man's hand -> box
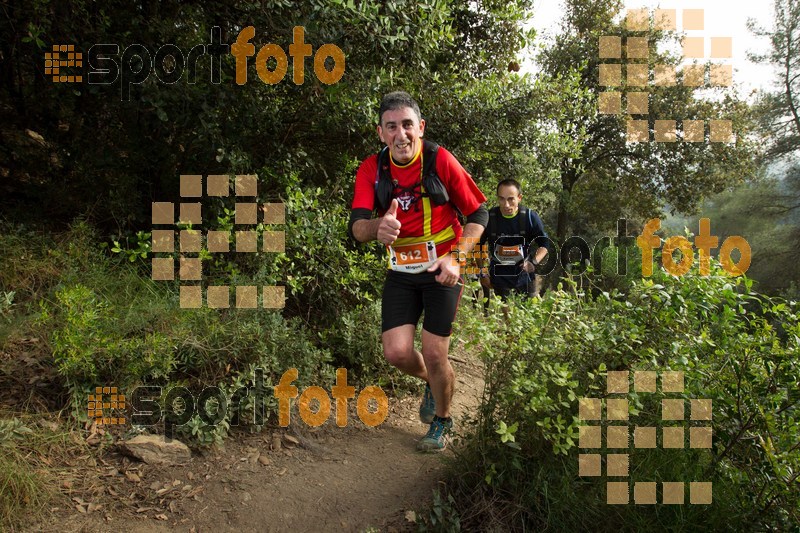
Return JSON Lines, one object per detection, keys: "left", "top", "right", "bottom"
{"left": 428, "top": 255, "right": 461, "bottom": 287}
{"left": 377, "top": 199, "right": 401, "bottom": 245}
{"left": 522, "top": 260, "right": 536, "bottom": 273}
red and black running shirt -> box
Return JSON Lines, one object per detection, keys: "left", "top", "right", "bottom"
{"left": 351, "top": 143, "right": 486, "bottom": 259}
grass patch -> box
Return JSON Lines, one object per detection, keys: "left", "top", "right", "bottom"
{"left": 0, "top": 449, "right": 49, "bottom": 530}
{"left": 0, "top": 418, "right": 54, "bottom": 531}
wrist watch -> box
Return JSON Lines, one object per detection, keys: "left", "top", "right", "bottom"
{"left": 452, "top": 249, "right": 468, "bottom": 264}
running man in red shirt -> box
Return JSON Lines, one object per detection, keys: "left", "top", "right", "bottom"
{"left": 349, "top": 92, "right": 488, "bottom": 451}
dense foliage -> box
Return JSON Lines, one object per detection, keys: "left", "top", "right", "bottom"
{"left": 442, "top": 268, "right": 799, "bottom": 531}
{"left": 0, "top": 0, "right": 537, "bottom": 228}
{"left": 1, "top": 1, "right": 798, "bottom": 531}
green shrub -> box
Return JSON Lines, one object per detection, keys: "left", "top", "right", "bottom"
{"left": 41, "top": 283, "right": 175, "bottom": 390}
{"left": 3, "top": 200, "right": 402, "bottom": 448}
{"left": 448, "top": 263, "right": 799, "bottom": 531}
{"left": 38, "top": 278, "right": 339, "bottom": 444}
{"left": 322, "top": 299, "right": 418, "bottom": 392}
{"left": 279, "top": 180, "right": 385, "bottom": 327}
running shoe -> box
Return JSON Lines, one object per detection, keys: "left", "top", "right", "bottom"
{"left": 417, "top": 415, "right": 453, "bottom": 452}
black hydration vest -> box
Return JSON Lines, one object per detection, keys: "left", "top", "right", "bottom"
{"left": 488, "top": 206, "right": 535, "bottom": 244}
{"left": 373, "top": 140, "right": 450, "bottom": 212}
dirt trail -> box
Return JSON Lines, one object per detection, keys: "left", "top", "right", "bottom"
{"left": 29, "top": 346, "right": 483, "bottom": 533}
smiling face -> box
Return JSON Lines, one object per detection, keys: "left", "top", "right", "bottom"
{"left": 497, "top": 184, "right": 522, "bottom": 217}
{"left": 377, "top": 106, "right": 425, "bottom": 164}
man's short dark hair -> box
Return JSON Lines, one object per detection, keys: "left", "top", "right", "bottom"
{"left": 497, "top": 179, "right": 522, "bottom": 195}
{"left": 379, "top": 91, "right": 422, "bottom": 125}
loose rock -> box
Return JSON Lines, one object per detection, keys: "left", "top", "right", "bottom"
{"left": 120, "top": 435, "right": 191, "bottom": 465}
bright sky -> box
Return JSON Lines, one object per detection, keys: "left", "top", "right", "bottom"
{"left": 526, "top": 0, "right": 776, "bottom": 98}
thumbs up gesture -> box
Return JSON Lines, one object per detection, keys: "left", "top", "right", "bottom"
{"left": 377, "top": 199, "right": 401, "bottom": 245}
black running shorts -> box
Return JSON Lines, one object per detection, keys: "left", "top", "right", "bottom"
{"left": 381, "top": 270, "right": 464, "bottom": 337}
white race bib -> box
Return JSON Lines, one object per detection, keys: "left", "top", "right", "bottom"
{"left": 389, "top": 241, "right": 438, "bottom": 273}
{"left": 494, "top": 243, "right": 524, "bottom": 265}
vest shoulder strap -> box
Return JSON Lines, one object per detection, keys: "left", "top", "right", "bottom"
{"left": 421, "top": 140, "right": 439, "bottom": 182}
{"left": 488, "top": 206, "right": 533, "bottom": 245}
{"left": 518, "top": 206, "right": 533, "bottom": 243}
{"left": 488, "top": 206, "right": 499, "bottom": 243}
{"left": 374, "top": 147, "right": 392, "bottom": 212}
{"left": 374, "top": 140, "right": 447, "bottom": 211}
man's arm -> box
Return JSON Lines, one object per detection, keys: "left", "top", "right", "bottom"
{"left": 522, "top": 210, "right": 550, "bottom": 273}
{"left": 351, "top": 218, "right": 381, "bottom": 243}
{"left": 531, "top": 246, "right": 548, "bottom": 264}
{"left": 351, "top": 199, "right": 401, "bottom": 245}
{"left": 451, "top": 205, "right": 488, "bottom": 261}
{"left": 426, "top": 202, "right": 488, "bottom": 286}
{"left": 426, "top": 222, "right": 485, "bottom": 286}
{"left": 454, "top": 222, "right": 485, "bottom": 257}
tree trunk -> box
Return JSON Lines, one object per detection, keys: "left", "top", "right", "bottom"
{"left": 553, "top": 170, "right": 578, "bottom": 285}
{"left": 784, "top": 19, "right": 800, "bottom": 138}
{"left": 556, "top": 170, "right": 578, "bottom": 243}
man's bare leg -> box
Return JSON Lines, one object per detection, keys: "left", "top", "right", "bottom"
{"left": 420, "top": 328, "right": 454, "bottom": 418}
{"left": 382, "top": 325, "right": 428, "bottom": 381}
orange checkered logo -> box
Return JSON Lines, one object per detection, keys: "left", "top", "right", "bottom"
{"left": 449, "top": 239, "right": 489, "bottom": 276}
{"left": 45, "top": 44, "right": 83, "bottom": 83}
{"left": 87, "top": 386, "right": 126, "bottom": 426}
{"left": 598, "top": 7, "right": 733, "bottom": 143}
{"left": 151, "top": 174, "right": 285, "bottom": 309}
{"left": 578, "top": 370, "right": 713, "bottom": 505}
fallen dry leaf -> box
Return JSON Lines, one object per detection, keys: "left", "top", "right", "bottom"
{"left": 25, "top": 129, "right": 45, "bottom": 144}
